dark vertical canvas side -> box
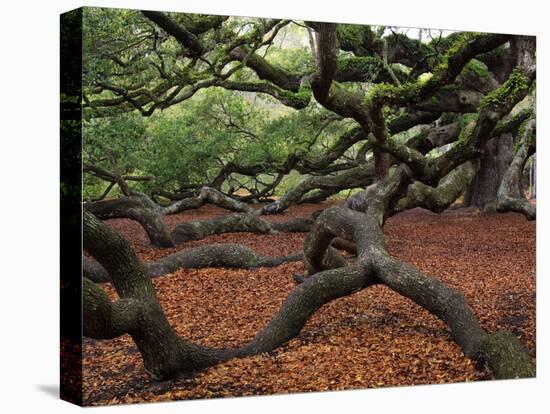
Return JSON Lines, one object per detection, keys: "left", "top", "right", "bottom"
{"left": 60, "top": 7, "right": 83, "bottom": 406}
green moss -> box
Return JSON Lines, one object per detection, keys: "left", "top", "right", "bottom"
{"left": 438, "top": 112, "right": 458, "bottom": 126}
{"left": 336, "top": 24, "right": 367, "bottom": 49}
{"left": 479, "top": 69, "right": 529, "bottom": 111}
{"left": 514, "top": 116, "right": 535, "bottom": 152}
{"left": 297, "top": 85, "right": 312, "bottom": 97}
{"left": 456, "top": 113, "right": 479, "bottom": 144}
{"left": 362, "top": 33, "right": 490, "bottom": 108}
{"left": 459, "top": 113, "right": 479, "bottom": 127}
{"left": 481, "top": 45, "right": 506, "bottom": 64}
{"left": 365, "top": 78, "right": 428, "bottom": 108}
{"left": 432, "top": 32, "right": 478, "bottom": 74}
{"left": 281, "top": 86, "right": 311, "bottom": 109}
{"left": 381, "top": 106, "right": 393, "bottom": 118}
{"left": 445, "top": 32, "right": 477, "bottom": 56}
{"left": 337, "top": 56, "right": 383, "bottom": 75}
{"left": 463, "top": 59, "right": 490, "bottom": 80}
{"left": 336, "top": 24, "right": 382, "bottom": 53}
{"left": 481, "top": 331, "right": 535, "bottom": 379}
{"left": 366, "top": 82, "right": 398, "bottom": 103}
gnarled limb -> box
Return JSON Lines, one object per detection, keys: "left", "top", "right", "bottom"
{"left": 303, "top": 170, "right": 534, "bottom": 379}
{"left": 141, "top": 11, "right": 204, "bottom": 56}
{"left": 83, "top": 255, "right": 111, "bottom": 283}
{"left": 84, "top": 244, "right": 303, "bottom": 283}
{"left": 497, "top": 118, "right": 536, "bottom": 220}
{"left": 162, "top": 186, "right": 255, "bottom": 215}
{"left": 171, "top": 214, "right": 273, "bottom": 244}
{"left": 83, "top": 211, "right": 376, "bottom": 379}
{"left": 237, "top": 265, "right": 375, "bottom": 356}
{"left": 84, "top": 210, "right": 232, "bottom": 377}
{"left": 392, "top": 162, "right": 476, "bottom": 214}
{"left": 83, "top": 277, "right": 142, "bottom": 339}
{"left": 171, "top": 212, "right": 314, "bottom": 244}
{"left": 229, "top": 46, "right": 301, "bottom": 91}
{"left": 262, "top": 164, "right": 376, "bottom": 214}
{"left": 85, "top": 193, "right": 173, "bottom": 247}
{"left": 266, "top": 114, "right": 470, "bottom": 216}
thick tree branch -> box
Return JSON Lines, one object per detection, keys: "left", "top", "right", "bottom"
{"left": 84, "top": 244, "right": 303, "bottom": 283}
{"left": 86, "top": 193, "right": 174, "bottom": 247}
{"left": 142, "top": 10, "right": 204, "bottom": 56}
{"left": 497, "top": 118, "right": 536, "bottom": 219}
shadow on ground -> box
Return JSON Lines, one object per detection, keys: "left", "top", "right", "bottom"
{"left": 36, "top": 384, "right": 59, "bottom": 399}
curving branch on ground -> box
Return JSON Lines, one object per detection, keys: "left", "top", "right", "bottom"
{"left": 84, "top": 169, "right": 534, "bottom": 380}
{"left": 171, "top": 213, "right": 314, "bottom": 244}
{"left": 85, "top": 181, "right": 315, "bottom": 246}
{"left": 301, "top": 170, "right": 534, "bottom": 378}
{"left": 161, "top": 186, "right": 256, "bottom": 215}
{"left": 83, "top": 211, "right": 374, "bottom": 378}
{"left": 84, "top": 243, "right": 303, "bottom": 283}
{"left": 85, "top": 193, "right": 174, "bottom": 248}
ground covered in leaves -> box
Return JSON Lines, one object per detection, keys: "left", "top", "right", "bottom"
{"left": 82, "top": 202, "right": 536, "bottom": 405}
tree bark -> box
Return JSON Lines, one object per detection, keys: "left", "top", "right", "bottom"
{"left": 85, "top": 193, "right": 174, "bottom": 247}
{"left": 171, "top": 213, "right": 314, "bottom": 244}
{"left": 161, "top": 186, "right": 256, "bottom": 215}
{"left": 497, "top": 118, "right": 536, "bottom": 220}
{"left": 262, "top": 164, "right": 376, "bottom": 214}
{"left": 83, "top": 211, "right": 375, "bottom": 379}
{"left": 84, "top": 244, "right": 303, "bottom": 283}
{"left": 463, "top": 133, "right": 514, "bottom": 212}
{"left": 302, "top": 172, "right": 535, "bottom": 379}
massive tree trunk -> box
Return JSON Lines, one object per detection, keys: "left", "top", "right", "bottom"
{"left": 85, "top": 193, "right": 174, "bottom": 247}
{"left": 463, "top": 133, "right": 514, "bottom": 212}
{"left": 462, "top": 37, "right": 535, "bottom": 213}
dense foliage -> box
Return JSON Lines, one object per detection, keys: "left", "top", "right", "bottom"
{"left": 83, "top": 9, "right": 484, "bottom": 204}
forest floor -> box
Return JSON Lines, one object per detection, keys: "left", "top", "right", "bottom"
{"left": 82, "top": 202, "right": 536, "bottom": 405}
